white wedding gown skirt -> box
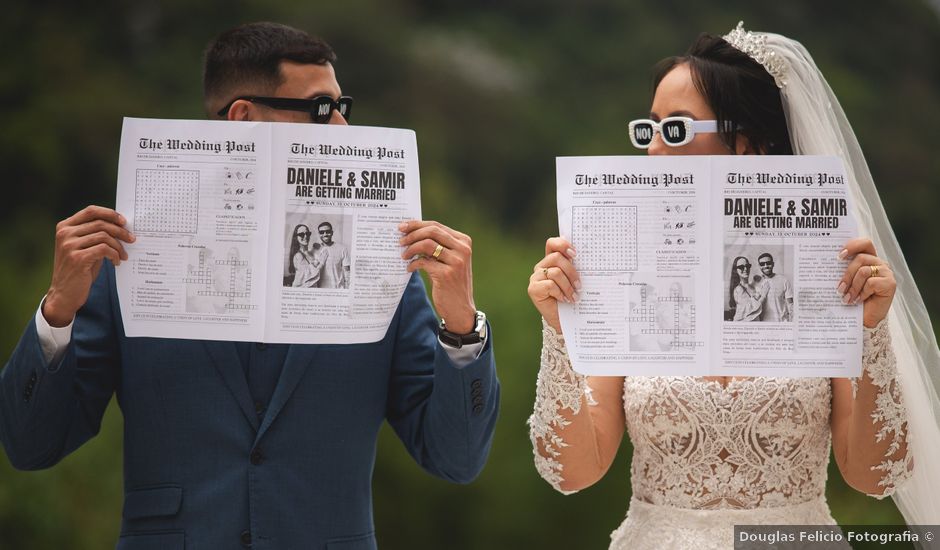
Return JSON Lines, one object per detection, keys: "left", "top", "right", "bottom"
{"left": 609, "top": 496, "right": 840, "bottom": 550}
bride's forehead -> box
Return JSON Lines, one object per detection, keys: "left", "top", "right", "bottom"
{"left": 651, "top": 64, "right": 714, "bottom": 119}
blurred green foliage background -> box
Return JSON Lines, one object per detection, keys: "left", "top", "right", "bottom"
{"left": 2, "top": 0, "right": 939, "bottom": 548}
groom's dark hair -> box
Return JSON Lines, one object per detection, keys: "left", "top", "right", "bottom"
{"left": 203, "top": 22, "right": 337, "bottom": 117}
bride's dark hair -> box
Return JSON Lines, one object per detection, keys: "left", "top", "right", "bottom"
{"left": 728, "top": 256, "right": 749, "bottom": 310}
{"left": 652, "top": 33, "right": 793, "bottom": 155}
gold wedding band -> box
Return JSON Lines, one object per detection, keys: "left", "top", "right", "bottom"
{"left": 542, "top": 267, "right": 549, "bottom": 278}
{"left": 432, "top": 244, "right": 444, "bottom": 259}
{"left": 870, "top": 264, "right": 880, "bottom": 277}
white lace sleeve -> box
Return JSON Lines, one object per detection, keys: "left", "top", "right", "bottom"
{"left": 855, "top": 320, "right": 914, "bottom": 498}
{"left": 527, "top": 320, "right": 596, "bottom": 494}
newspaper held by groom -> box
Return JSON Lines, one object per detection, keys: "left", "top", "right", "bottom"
{"left": 115, "top": 117, "right": 421, "bottom": 344}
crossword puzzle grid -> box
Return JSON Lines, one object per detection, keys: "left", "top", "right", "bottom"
{"left": 183, "top": 251, "right": 257, "bottom": 312}
{"left": 135, "top": 169, "right": 200, "bottom": 233}
{"left": 628, "top": 285, "right": 703, "bottom": 350}
{"left": 572, "top": 206, "right": 638, "bottom": 272}
{"left": 202, "top": 256, "right": 256, "bottom": 311}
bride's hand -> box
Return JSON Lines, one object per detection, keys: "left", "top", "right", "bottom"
{"left": 837, "top": 238, "right": 896, "bottom": 328}
{"left": 528, "top": 237, "right": 581, "bottom": 331}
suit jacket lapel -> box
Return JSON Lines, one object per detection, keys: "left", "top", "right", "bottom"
{"left": 203, "top": 341, "right": 260, "bottom": 431}
{"left": 256, "top": 344, "right": 319, "bottom": 441}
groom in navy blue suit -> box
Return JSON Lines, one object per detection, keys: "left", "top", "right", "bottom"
{"left": 0, "top": 22, "right": 498, "bottom": 550}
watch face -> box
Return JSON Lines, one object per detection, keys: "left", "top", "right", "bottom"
{"left": 474, "top": 311, "right": 487, "bottom": 339}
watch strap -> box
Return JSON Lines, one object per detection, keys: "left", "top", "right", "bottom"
{"left": 438, "top": 311, "right": 486, "bottom": 349}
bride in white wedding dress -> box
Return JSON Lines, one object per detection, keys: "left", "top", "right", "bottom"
{"left": 528, "top": 23, "right": 940, "bottom": 549}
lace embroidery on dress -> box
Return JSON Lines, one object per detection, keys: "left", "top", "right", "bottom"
{"left": 623, "top": 376, "right": 832, "bottom": 510}
{"left": 527, "top": 318, "right": 911, "bottom": 513}
{"left": 528, "top": 320, "right": 595, "bottom": 494}
{"left": 856, "top": 321, "right": 913, "bottom": 497}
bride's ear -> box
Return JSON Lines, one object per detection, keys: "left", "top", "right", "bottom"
{"left": 734, "top": 134, "right": 762, "bottom": 155}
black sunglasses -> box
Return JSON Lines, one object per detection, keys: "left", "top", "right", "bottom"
{"left": 735, "top": 263, "right": 752, "bottom": 270}
{"left": 218, "top": 95, "right": 353, "bottom": 124}
{"left": 296, "top": 230, "right": 311, "bottom": 238}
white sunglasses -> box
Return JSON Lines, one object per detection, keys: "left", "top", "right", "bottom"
{"left": 628, "top": 116, "right": 720, "bottom": 148}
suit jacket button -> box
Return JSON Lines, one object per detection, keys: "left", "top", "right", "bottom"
{"left": 472, "top": 403, "right": 483, "bottom": 415}
{"left": 240, "top": 530, "right": 252, "bottom": 546}
{"left": 471, "top": 378, "right": 482, "bottom": 389}
{"left": 250, "top": 447, "right": 264, "bottom": 465}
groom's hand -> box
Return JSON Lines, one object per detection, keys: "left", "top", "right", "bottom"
{"left": 44, "top": 205, "right": 136, "bottom": 327}
{"left": 399, "top": 220, "right": 476, "bottom": 334}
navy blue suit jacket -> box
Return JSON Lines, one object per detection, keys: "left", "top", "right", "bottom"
{"left": 0, "top": 263, "right": 498, "bottom": 549}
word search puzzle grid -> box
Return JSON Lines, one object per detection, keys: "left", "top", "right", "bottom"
{"left": 572, "top": 206, "right": 638, "bottom": 272}
{"left": 135, "top": 169, "right": 200, "bottom": 234}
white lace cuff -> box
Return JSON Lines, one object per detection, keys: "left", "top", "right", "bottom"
{"left": 527, "top": 320, "right": 594, "bottom": 494}
{"left": 858, "top": 319, "right": 913, "bottom": 498}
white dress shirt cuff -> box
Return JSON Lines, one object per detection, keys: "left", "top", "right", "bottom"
{"left": 438, "top": 337, "right": 485, "bottom": 368}
{"left": 35, "top": 297, "right": 74, "bottom": 366}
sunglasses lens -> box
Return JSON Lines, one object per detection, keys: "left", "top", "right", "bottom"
{"left": 338, "top": 97, "right": 352, "bottom": 121}
{"left": 309, "top": 97, "right": 353, "bottom": 123}
{"left": 661, "top": 120, "right": 688, "bottom": 145}
{"left": 310, "top": 97, "right": 334, "bottom": 123}
{"left": 631, "top": 123, "right": 654, "bottom": 147}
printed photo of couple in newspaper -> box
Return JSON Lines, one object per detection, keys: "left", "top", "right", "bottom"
{"left": 284, "top": 212, "right": 353, "bottom": 290}
{"left": 724, "top": 244, "right": 793, "bottom": 323}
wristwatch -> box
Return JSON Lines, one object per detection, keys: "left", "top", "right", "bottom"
{"left": 438, "top": 310, "right": 487, "bottom": 349}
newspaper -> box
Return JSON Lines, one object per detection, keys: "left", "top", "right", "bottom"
{"left": 114, "top": 117, "right": 420, "bottom": 344}
{"left": 556, "top": 155, "right": 862, "bottom": 377}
